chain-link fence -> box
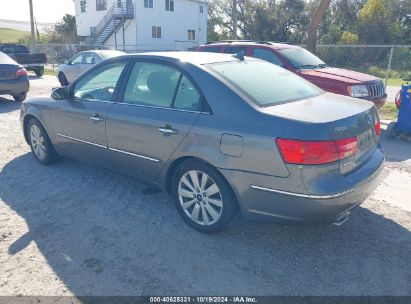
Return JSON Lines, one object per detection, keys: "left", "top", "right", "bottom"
{"left": 33, "top": 43, "right": 410, "bottom": 101}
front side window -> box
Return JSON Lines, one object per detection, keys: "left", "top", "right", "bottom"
{"left": 165, "top": 0, "right": 174, "bottom": 11}
{"left": 80, "top": 0, "right": 87, "bottom": 12}
{"left": 144, "top": 0, "right": 153, "bottom": 8}
{"left": 198, "top": 46, "right": 221, "bottom": 53}
{"left": 252, "top": 48, "right": 283, "bottom": 66}
{"left": 96, "top": 0, "right": 107, "bottom": 10}
{"left": 123, "top": 62, "right": 201, "bottom": 111}
{"left": 152, "top": 26, "right": 161, "bottom": 38}
{"left": 224, "top": 46, "right": 247, "bottom": 54}
{"left": 73, "top": 62, "right": 126, "bottom": 101}
{"left": 207, "top": 60, "right": 323, "bottom": 107}
{"left": 188, "top": 29, "right": 195, "bottom": 41}
{"left": 278, "top": 47, "right": 326, "bottom": 69}
{"left": 71, "top": 53, "right": 84, "bottom": 64}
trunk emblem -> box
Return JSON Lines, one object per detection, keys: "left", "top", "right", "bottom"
{"left": 367, "top": 114, "right": 373, "bottom": 125}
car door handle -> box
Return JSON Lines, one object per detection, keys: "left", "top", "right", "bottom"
{"left": 158, "top": 127, "right": 178, "bottom": 135}
{"left": 89, "top": 114, "right": 103, "bottom": 122}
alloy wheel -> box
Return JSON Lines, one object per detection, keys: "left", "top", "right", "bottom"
{"left": 178, "top": 170, "right": 223, "bottom": 226}
{"left": 30, "top": 124, "right": 46, "bottom": 160}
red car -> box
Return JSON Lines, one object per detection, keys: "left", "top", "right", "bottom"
{"left": 197, "top": 41, "right": 386, "bottom": 108}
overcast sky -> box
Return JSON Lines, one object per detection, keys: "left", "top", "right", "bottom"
{"left": 0, "top": 0, "right": 75, "bottom": 23}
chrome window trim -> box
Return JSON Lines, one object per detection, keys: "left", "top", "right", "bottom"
{"left": 57, "top": 133, "right": 106, "bottom": 149}
{"left": 249, "top": 185, "right": 353, "bottom": 199}
{"left": 108, "top": 147, "right": 160, "bottom": 163}
{"left": 114, "top": 102, "right": 211, "bottom": 115}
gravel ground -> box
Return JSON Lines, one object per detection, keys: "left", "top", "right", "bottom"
{"left": 0, "top": 76, "right": 411, "bottom": 296}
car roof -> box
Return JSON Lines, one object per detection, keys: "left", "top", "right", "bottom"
{"left": 116, "top": 51, "right": 250, "bottom": 65}
{"left": 201, "top": 41, "right": 301, "bottom": 50}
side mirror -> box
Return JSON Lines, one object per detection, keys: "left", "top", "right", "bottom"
{"left": 51, "top": 87, "right": 69, "bottom": 100}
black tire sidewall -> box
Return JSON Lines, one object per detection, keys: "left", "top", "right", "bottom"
{"left": 13, "top": 93, "right": 27, "bottom": 102}
{"left": 27, "top": 118, "right": 57, "bottom": 165}
{"left": 171, "top": 160, "right": 236, "bottom": 233}
{"left": 35, "top": 67, "right": 44, "bottom": 77}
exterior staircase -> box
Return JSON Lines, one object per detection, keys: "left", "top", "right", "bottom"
{"left": 91, "top": 0, "right": 134, "bottom": 45}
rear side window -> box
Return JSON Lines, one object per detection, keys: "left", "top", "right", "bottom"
{"left": 198, "top": 46, "right": 221, "bottom": 53}
{"left": 123, "top": 62, "right": 201, "bottom": 111}
{"left": 252, "top": 48, "right": 283, "bottom": 66}
{"left": 224, "top": 47, "right": 247, "bottom": 54}
{"left": 207, "top": 60, "right": 323, "bottom": 107}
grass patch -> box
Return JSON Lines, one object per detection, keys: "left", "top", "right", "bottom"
{"left": 0, "top": 28, "right": 30, "bottom": 43}
{"left": 386, "top": 78, "right": 407, "bottom": 86}
{"left": 379, "top": 102, "right": 398, "bottom": 121}
{"left": 44, "top": 69, "right": 56, "bottom": 76}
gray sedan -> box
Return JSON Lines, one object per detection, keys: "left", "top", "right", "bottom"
{"left": 57, "top": 50, "right": 125, "bottom": 86}
{"left": 20, "top": 52, "right": 384, "bottom": 233}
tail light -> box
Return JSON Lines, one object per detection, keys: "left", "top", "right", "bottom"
{"left": 15, "top": 68, "right": 28, "bottom": 77}
{"left": 375, "top": 121, "right": 381, "bottom": 136}
{"left": 276, "top": 137, "right": 358, "bottom": 165}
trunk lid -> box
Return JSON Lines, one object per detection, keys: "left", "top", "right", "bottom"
{"left": 0, "top": 64, "right": 18, "bottom": 80}
{"left": 261, "top": 92, "right": 379, "bottom": 173}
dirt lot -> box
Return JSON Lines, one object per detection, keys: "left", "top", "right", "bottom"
{"left": 0, "top": 76, "right": 411, "bottom": 296}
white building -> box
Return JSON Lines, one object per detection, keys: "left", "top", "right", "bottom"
{"left": 74, "top": 0, "right": 208, "bottom": 51}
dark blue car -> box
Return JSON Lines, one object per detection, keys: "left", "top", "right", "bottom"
{"left": 0, "top": 51, "right": 29, "bottom": 102}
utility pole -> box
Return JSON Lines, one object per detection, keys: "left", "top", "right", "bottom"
{"left": 232, "top": 0, "right": 237, "bottom": 40}
{"left": 29, "top": 0, "right": 36, "bottom": 49}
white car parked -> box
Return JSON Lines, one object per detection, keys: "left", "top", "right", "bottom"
{"left": 57, "top": 50, "right": 125, "bottom": 86}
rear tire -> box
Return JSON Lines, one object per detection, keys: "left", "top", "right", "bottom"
{"left": 58, "top": 72, "right": 69, "bottom": 86}
{"left": 171, "top": 160, "right": 236, "bottom": 233}
{"left": 13, "top": 93, "right": 27, "bottom": 102}
{"left": 27, "top": 118, "right": 58, "bottom": 165}
{"left": 35, "top": 67, "right": 44, "bottom": 77}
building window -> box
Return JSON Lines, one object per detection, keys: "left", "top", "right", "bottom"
{"left": 200, "top": 5, "right": 203, "bottom": 13}
{"left": 152, "top": 26, "right": 161, "bottom": 38}
{"left": 80, "top": 0, "right": 87, "bottom": 13}
{"left": 144, "top": 0, "right": 153, "bottom": 8}
{"left": 188, "top": 29, "right": 195, "bottom": 41}
{"left": 165, "top": 0, "right": 174, "bottom": 11}
{"left": 96, "top": 0, "right": 107, "bottom": 10}
{"left": 117, "top": 0, "right": 122, "bottom": 7}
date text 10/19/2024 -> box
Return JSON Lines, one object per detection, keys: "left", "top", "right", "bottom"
{"left": 149, "top": 297, "right": 258, "bottom": 303}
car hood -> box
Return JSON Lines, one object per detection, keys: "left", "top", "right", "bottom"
{"left": 259, "top": 92, "right": 374, "bottom": 123}
{"left": 300, "top": 67, "right": 380, "bottom": 84}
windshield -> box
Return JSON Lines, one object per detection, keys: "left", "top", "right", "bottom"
{"left": 278, "top": 48, "right": 326, "bottom": 69}
{"left": 207, "top": 60, "right": 323, "bottom": 107}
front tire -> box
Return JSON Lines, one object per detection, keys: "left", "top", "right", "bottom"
{"left": 386, "top": 122, "right": 397, "bottom": 139}
{"left": 27, "top": 118, "right": 58, "bottom": 165}
{"left": 13, "top": 93, "right": 27, "bottom": 102}
{"left": 171, "top": 160, "right": 236, "bottom": 233}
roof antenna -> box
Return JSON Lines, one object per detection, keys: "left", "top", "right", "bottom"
{"left": 233, "top": 50, "right": 245, "bottom": 61}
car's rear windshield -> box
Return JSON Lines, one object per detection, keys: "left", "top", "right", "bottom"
{"left": 0, "top": 45, "right": 29, "bottom": 54}
{"left": 206, "top": 59, "right": 323, "bottom": 107}
{"left": 278, "top": 48, "right": 326, "bottom": 69}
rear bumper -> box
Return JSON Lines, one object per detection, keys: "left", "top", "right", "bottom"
{"left": 0, "top": 77, "right": 29, "bottom": 95}
{"left": 220, "top": 145, "right": 384, "bottom": 224}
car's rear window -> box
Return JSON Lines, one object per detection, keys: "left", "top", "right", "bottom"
{"left": 206, "top": 60, "right": 323, "bottom": 107}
